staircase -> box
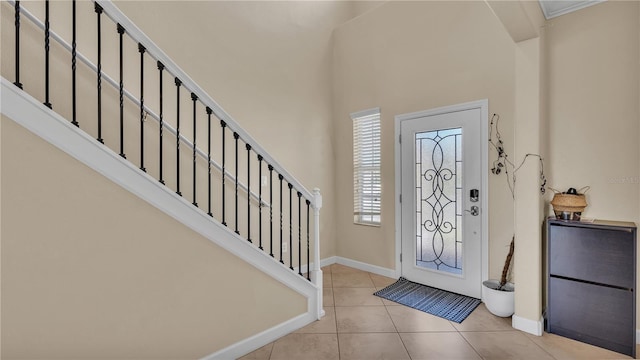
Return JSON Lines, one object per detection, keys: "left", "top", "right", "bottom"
{"left": 1, "top": 0, "right": 323, "bottom": 358}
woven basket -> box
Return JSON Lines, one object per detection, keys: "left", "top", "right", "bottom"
{"left": 550, "top": 186, "right": 589, "bottom": 219}
{"left": 550, "top": 194, "right": 587, "bottom": 212}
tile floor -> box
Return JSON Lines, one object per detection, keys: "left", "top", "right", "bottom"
{"left": 239, "top": 264, "right": 638, "bottom": 360}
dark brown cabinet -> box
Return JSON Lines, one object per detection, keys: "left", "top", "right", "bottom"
{"left": 546, "top": 218, "right": 636, "bottom": 358}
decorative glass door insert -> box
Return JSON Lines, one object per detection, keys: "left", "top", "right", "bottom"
{"left": 415, "top": 128, "right": 463, "bottom": 275}
{"left": 399, "top": 102, "right": 485, "bottom": 299}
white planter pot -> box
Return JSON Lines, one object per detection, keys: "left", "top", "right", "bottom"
{"left": 482, "top": 280, "right": 514, "bottom": 317}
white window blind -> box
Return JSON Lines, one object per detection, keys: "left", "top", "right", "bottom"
{"left": 352, "top": 108, "right": 381, "bottom": 225}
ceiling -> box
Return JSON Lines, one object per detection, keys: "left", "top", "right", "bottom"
{"left": 538, "top": 0, "right": 606, "bottom": 19}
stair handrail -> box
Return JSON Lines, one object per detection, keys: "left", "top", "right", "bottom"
{"left": 97, "top": 1, "right": 324, "bottom": 297}
{"left": 96, "top": 0, "right": 317, "bottom": 207}
{"left": 4, "top": 0, "right": 269, "bottom": 208}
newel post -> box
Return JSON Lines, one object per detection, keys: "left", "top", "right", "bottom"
{"left": 312, "top": 188, "right": 324, "bottom": 319}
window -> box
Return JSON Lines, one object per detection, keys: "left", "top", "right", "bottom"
{"left": 352, "top": 108, "right": 381, "bottom": 225}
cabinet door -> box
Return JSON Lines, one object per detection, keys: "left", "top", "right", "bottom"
{"left": 549, "top": 225, "right": 634, "bottom": 288}
{"left": 548, "top": 277, "right": 634, "bottom": 356}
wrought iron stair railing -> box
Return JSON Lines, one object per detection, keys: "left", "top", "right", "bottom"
{"left": 3, "top": 0, "right": 323, "bottom": 315}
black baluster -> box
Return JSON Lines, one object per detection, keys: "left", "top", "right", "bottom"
{"left": 221, "top": 120, "right": 227, "bottom": 226}
{"left": 234, "top": 132, "right": 240, "bottom": 235}
{"left": 43, "top": 0, "right": 51, "bottom": 109}
{"left": 139, "top": 44, "right": 146, "bottom": 172}
{"left": 279, "top": 174, "right": 284, "bottom": 264}
{"left": 268, "top": 165, "right": 274, "bottom": 257}
{"left": 117, "top": 24, "right": 125, "bottom": 158}
{"left": 298, "top": 191, "right": 302, "bottom": 276}
{"left": 258, "top": 155, "right": 263, "bottom": 250}
{"left": 191, "top": 93, "right": 198, "bottom": 207}
{"left": 306, "top": 199, "right": 311, "bottom": 281}
{"left": 71, "top": 0, "right": 77, "bottom": 126}
{"left": 175, "top": 78, "right": 182, "bottom": 196}
{"left": 206, "top": 107, "right": 213, "bottom": 217}
{"left": 95, "top": 3, "right": 103, "bottom": 143}
{"left": 246, "top": 143, "right": 252, "bottom": 243}
{"left": 13, "top": 1, "right": 22, "bottom": 89}
{"left": 157, "top": 61, "right": 165, "bottom": 184}
{"left": 289, "top": 183, "right": 293, "bottom": 271}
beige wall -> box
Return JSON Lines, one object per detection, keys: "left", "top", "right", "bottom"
{"left": 546, "top": 1, "right": 639, "bottom": 222}
{"left": 514, "top": 37, "right": 544, "bottom": 324}
{"left": 332, "top": 1, "right": 517, "bottom": 278}
{"left": 333, "top": 0, "right": 640, "bottom": 331}
{"left": 544, "top": 0, "right": 640, "bottom": 329}
{"left": 1, "top": 116, "right": 306, "bottom": 359}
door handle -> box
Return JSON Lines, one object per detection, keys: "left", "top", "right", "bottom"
{"left": 465, "top": 206, "right": 479, "bottom": 216}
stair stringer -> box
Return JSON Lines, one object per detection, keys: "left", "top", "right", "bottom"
{"left": 1, "top": 76, "right": 321, "bottom": 359}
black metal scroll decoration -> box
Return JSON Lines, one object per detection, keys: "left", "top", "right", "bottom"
{"left": 418, "top": 130, "right": 461, "bottom": 272}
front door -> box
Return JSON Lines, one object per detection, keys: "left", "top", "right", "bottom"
{"left": 397, "top": 101, "right": 486, "bottom": 299}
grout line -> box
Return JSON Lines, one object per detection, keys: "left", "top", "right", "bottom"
{"left": 266, "top": 342, "right": 274, "bottom": 360}
{"left": 525, "top": 333, "right": 559, "bottom": 360}
{"left": 333, "top": 268, "right": 342, "bottom": 359}
{"left": 372, "top": 271, "right": 415, "bottom": 359}
{"left": 457, "top": 329, "right": 520, "bottom": 334}
{"left": 457, "top": 328, "right": 485, "bottom": 360}
{"left": 395, "top": 331, "right": 414, "bottom": 359}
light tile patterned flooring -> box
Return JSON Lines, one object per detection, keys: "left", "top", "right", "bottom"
{"left": 240, "top": 264, "right": 638, "bottom": 360}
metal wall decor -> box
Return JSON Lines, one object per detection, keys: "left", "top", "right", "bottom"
{"left": 415, "top": 128, "right": 463, "bottom": 275}
{"left": 489, "top": 113, "right": 547, "bottom": 197}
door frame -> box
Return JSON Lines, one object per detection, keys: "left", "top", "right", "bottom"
{"left": 394, "top": 99, "right": 489, "bottom": 293}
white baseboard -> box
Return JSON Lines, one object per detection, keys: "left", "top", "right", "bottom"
{"left": 302, "top": 256, "right": 396, "bottom": 279}
{"left": 293, "top": 256, "right": 336, "bottom": 276}
{"left": 512, "top": 314, "right": 544, "bottom": 336}
{"left": 514, "top": 315, "right": 640, "bottom": 345}
{"left": 321, "top": 256, "right": 337, "bottom": 269}
{"left": 201, "top": 312, "right": 315, "bottom": 360}
{"left": 334, "top": 256, "right": 397, "bottom": 278}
